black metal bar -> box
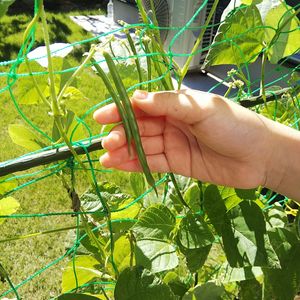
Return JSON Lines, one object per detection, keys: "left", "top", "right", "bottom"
{"left": 0, "top": 138, "right": 103, "bottom": 177}
{"left": 239, "top": 86, "right": 299, "bottom": 108}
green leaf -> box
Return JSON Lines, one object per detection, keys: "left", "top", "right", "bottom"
{"left": 57, "top": 294, "right": 100, "bottom": 300}
{"left": 0, "top": 175, "right": 18, "bottom": 196}
{"left": 0, "top": 0, "right": 15, "bottom": 18}
{"left": 51, "top": 57, "right": 76, "bottom": 92}
{"left": 177, "top": 214, "right": 214, "bottom": 249}
{"left": 203, "top": 185, "right": 227, "bottom": 235}
{"left": 133, "top": 204, "right": 176, "bottom": 240}
{"left": 220, "top": 264, "right": 263, "bottom": 283}
{"left": 136, "top": 239, "right": 178, "bottom": 273}
{"left": 62, "top": 256, "right": 110, "bottom": 293}
{"left": 219, "top": 186, "right": 243, "bottom": 211}
{"left": 81, "top": 182, "right": 139, "bottom": 232}
{"left": 204, "top": 6, "right": 264, "bottom": 66}
{"left": 114, "top": 235, "right": 135, "bottom": 273}
{"left": 224, "top": 201, "right": 280, "bottom": 268}
{"left": 62, "top": 86, "right": 87, "bottom": 102}
{"left": 264, "top": 228, "right": 300, "bottom": 300}
{"left": 204, "top": 186, "right": 280, "bottom": 268}
{"left": 183, "top": 182, "right": 201, "bottom": 212}
{"left": 0, "top": 197, "right": 19, "bottom": 224}
{"left": 163, "top": 272, "right": 189, "bottom": 298}
{"left": 265, "top": 203, "right": 288, "bottom": 230}
{"left": 8, "top": 124, "right": 45, "bottom": 151}
{"left": 238, "top": 278, "right": 262, "bottom": 300}
{"left": 265, "top": 4, "right": 300, "bottom": 64}
{"left": 183, "top": 282, "right": 225, "bottom": 300}
{"left": 180, "top": 244, "right": 211, "bottom": 273}
{"left": 15, "top": 60, "right": 48, "bottom": 105}
{"left": 114, "top": 266, "right": 177, "bottom": 300}
{"left": 130, "top": 172, "right": 145, "bottom": 198}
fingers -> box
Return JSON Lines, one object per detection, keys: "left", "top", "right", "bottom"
{"left": 100, "top": 136, "right": 164, "bottom": 168}
{"left": 93, "top": 101, "right": 147, "bottom": 124}
{"left": 131, "top": 89, "right": 221, "bottom": 124}
{"left": 93, "top": 89, "right": 223, "bottom": 125}
{"left": 102, "top": 117, "right": 165, "bottom": 151}
{"left": 111, "top": 154, "right": 170, "bottom": 174}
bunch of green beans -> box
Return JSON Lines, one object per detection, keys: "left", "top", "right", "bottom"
{"left": 92, "top": 52, "right": 157, "bottom": 195}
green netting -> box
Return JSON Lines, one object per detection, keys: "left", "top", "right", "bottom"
{"left": 0, "top": 0, "right": 299, "bottom": 299}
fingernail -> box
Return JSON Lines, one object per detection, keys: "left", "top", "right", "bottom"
{"left": 133, "top": 90, "right": 148, "bottom": 100}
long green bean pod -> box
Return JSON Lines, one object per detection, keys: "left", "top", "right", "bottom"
{"left": 142, "top": 36, "right": 152, "bottom": 92}
{"left": 124, "top": 30, "right": 143, "bottom": 88}
{"left": 102, "top": 51, "right": 157, "bottom": 194}
{"left": 91, "top": 58, "right": 133, "bottom": 155}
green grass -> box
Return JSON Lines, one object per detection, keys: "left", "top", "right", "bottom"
{"left": 0, "top": 7, "right": 136, "bottom": 300}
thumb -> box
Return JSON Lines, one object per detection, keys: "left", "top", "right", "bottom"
{"left": 132, "top": 89, "right": 214, "bottom": 124}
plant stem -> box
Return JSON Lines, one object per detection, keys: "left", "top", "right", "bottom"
{"left": 0, "top": 225, "right": 82, "bottom": 244}
{"left": 40, "top": 3, "right": 60, "bottom": 116}
{"left": 260, "top": 50, "right": 267, "bottom": 104}
{"left": 125, "top": 30, "right": 144, "bottom": 88}
{"left": 57, "top": 45, "right": 96, "bottom": 104}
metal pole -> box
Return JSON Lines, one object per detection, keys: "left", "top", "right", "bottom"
{"left": 0, "top": 138, "right": 103, "bottom": 177}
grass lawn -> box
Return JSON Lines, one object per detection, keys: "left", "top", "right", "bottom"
{"left": 0, "top": 6, "right": 135, "bottom": 299}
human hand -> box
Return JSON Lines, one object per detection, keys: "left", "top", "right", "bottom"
{"left": 93, "top": 89, "right": 277, "bottom": 189}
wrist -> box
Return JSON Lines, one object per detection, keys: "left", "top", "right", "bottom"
{"left": 264, "top": 117, "right": 300, "bottom": 202}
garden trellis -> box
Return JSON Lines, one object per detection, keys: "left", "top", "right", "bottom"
{"left": 0, "top": 0, "right": 300, "bottom": 299}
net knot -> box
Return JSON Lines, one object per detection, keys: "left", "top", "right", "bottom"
{"left": 8, "top": 73, "right": 17, "bottom": 80}
{"left": 148, "top": 23, "right": 155, "bottom": 30}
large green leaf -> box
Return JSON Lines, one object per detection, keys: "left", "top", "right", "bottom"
{"left": 136, "top": 239, "right": 178, "bottom": 273}
{"left": 220, "top": 264, "right": 263, "bottom": 283}
{"left": 204, "top": 5, "right": 264, "bottom": 66}
{"left": 114, "top": 235, "right": 135, "bottom": 273}
{"left": 8, "top": 124, "right": 45, "bottom": 151}
{"left": 203, "top": 185, "right": 227, "bottom": 236}
{"left": 15, "top": 60, "right": 48, "bottom": 105}
{"left": 0, "top": 197, "right": 19, "bottom": 224}
{"left": 180, "top": 244, "right": 212, "bottom": 273}
{"left": 219, "top": 187, "right": 246, "bottom": 211}
{"left": 0, "top": 0, "right": 15, "bottom": 18}
{"left": 264, "top": 228, "right": 300, "bottom": 300}
{"left": 177, "top": 214, "right": 214, "bottom": 249}
{"left": 114, "top": 266, "right": 177, "bottom": 300}
{"left": 62, "top": 256, "right": 111, "bottom": 293}
{"left": 204, "top": 185, "right": 280, "bottom": 268}
{"left": 183, "top": 282, "right": 225, "bottom": 300}
{"left": 224, "top": 201, "right": 280, "bottom": 268}
{"left": 133, "top": 204, "right": 176, "bottom": 240}
{"left": 265, "top": 4, "right": 300, "bottom": 64}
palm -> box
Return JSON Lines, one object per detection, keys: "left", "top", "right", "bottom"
{"left": 152, "top": 116, "right": 267, "bottom": 189}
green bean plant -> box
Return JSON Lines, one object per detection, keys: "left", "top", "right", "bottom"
{"left": 0, "top": 0, "right": 300, "bottom": 299}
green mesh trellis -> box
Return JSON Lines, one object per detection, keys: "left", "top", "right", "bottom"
{"left": 0, "top": 0, "right": 299, "bottom": 299}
